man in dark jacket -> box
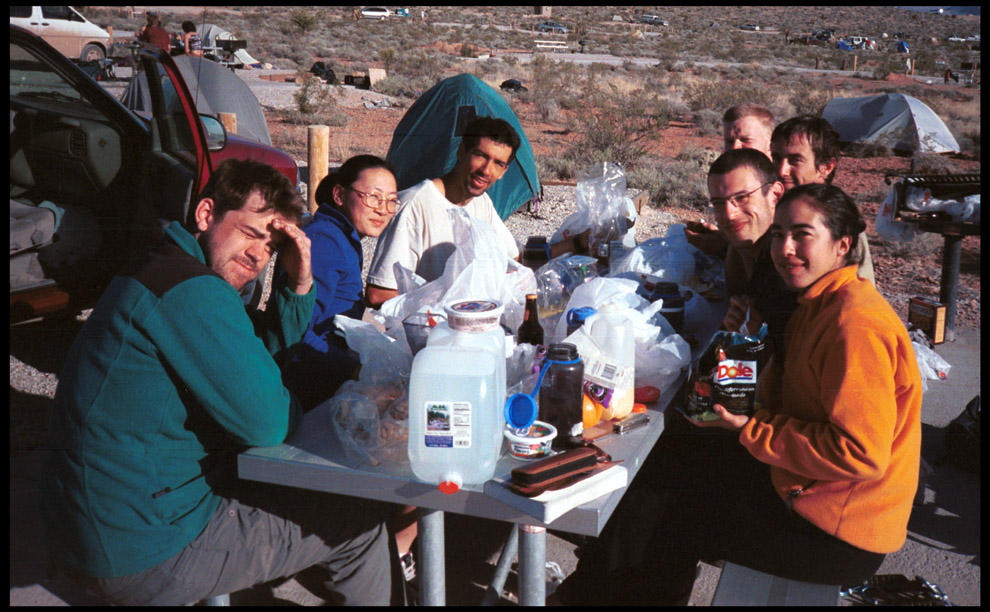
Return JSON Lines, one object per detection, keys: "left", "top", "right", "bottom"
{"left": 41, "top": 159, "right": 396, "bottom": 605}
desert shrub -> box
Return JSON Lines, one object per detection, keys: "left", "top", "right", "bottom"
{"left": 910, "top": 153, "right": 962, "bottom": 175}
{"left": 294, "top": 72, "right": 339, "bottom": 115}
{"left": 628, "top": 158, "right": 709, "bottom": 210}
{"left": 527, "top": 54, "right": 574, "bottom": 121}
{"left": 373, "top": 75, "right": 433, "bottom": 99}
{"left": 693, "top": 108, "right": 722, "bottom": 137}
{"left": 536, "top": 154, "right": 581, "bottom": 181}
{"left": 880, "top": 232, "right": 944, "bottom": 260}
{"left": 843, "top": 142, "right": 892, "bottom": 158}
{"left": 683, "top": 78, "right": 774, "bottom": 113}
{"left": 290, "top": 9, "right": 318, "bottom": 33}
{"left": 460, "top": 44, "right": 475, "bottom": 58}
{"left": 567, "top": 84, "right": 672, "bottom": 169}
{"left": 788, "top": 81, "right": 836, "bottom": 116}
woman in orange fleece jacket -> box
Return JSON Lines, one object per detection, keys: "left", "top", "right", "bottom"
{"left": 554, "top": 183, "right": 922, "bottom": 605}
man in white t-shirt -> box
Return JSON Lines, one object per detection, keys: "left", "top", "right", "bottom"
{"left": 365, "top": 117, "right": 588, "bottom": 308}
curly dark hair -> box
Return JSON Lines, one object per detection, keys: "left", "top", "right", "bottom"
{"left": 197, "top": 158, "right": 304, "bottom": 223}
{"left": 459, "top": 116, "right": 521, "bottom": 161}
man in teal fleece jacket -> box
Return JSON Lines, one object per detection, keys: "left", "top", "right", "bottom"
{"left": 41, "top": 159, "right": 395, "bottom": 605}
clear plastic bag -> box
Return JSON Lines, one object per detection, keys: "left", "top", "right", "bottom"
{"left": 551, "top": 162, "right": 637, "bottom": 255}
{"left": 909, "top": 329, "right": 951, "bottom": 393}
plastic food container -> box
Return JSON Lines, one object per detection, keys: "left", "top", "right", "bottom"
{"left": 444, "top": 299, "right": 504, "bottom": 333}
{"left": 504, "top": 421, "right": 557, "bottom": 460}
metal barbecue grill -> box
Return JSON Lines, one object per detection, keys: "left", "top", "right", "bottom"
{"left": 884, "top": 172, "right": 980, "bottom": 342}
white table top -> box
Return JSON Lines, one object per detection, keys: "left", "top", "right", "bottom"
{"left": 239, "top": 300, "right": 725, "bottom": 536}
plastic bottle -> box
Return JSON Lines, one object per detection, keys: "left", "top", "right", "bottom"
{"left": 521, "top": 236, "right": 551, "bottom": 271}
{"left": 517, "top": 293, "right": 544, "bottom": 347}
{"left": 538, "top": 343, "right": 584, "bottom": 443}
{"left": 583, "top": 304, "right": 636, "bottom": 421}
{"left": 408, "top": 300, "right": 507, "bottom": 491}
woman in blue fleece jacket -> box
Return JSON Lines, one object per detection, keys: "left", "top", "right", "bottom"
{"left": 280, "top": 155, "right": 398, "bottom": 408}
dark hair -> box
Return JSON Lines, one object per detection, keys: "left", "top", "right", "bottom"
{"left": 181, "top": 20, "right": 196, "bottom": 33}
{"left": 722, "top": 104, "right": 775, "bottom": 132}
{"left": 708, "top": 147, "right": 778, "bottom": 186}
{"left": 460, "top": 116, "right": 521, "bottom": 161}
{"left": 776, "top": 183, "right": 866, "bottom": 263}
{"left": 771, "top": 115, "right": 841, "bottom": 183}
{"left": 146, "top": 13, "right": 160, "bottom": 27}
{"left": 314, "top": 155, "right": 396, "bottom": 207}
{"left": 197, "top": 158, "right": 304, "bottom": 223}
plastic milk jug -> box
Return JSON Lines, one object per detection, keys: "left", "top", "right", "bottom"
{"left": 583, "top": 304, "right": 636, "bottom": 421}
{"left": 408, "top": 300, "right": 507, "bottom": 493}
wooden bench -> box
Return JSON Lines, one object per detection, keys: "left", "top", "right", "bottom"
{"left": 712, "top": 562, "right": 840, "bottom": 606}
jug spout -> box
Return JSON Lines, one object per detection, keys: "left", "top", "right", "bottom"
{"left": 438, "top": 474, "right": 462, "bottom": 495}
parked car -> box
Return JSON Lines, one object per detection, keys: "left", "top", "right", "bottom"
{"left": 9, "top": 5, "right": 111, "bottom": 61}
{"left": 10, "top": 25, "right": 298, "bottom": 323}
{"left": 536, "top": 20, "right": 568, "bottom": 34}
{"left": 641, "top": 14, "right": 668, "bottom": 26}
{"left": 740, "top": 24, "right": 760, "bottom": 31}
{"left": 946, "top": 35, "right": 966, "bottom": 43}
{"left": 360, "top": 6, "right": 390, "bottom": 20}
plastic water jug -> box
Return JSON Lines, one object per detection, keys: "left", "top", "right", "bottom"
{"left": 408, "top": 300, "right": 507, "bottom": 492}
{"left": 583, "top": 304, "right": 636, "bottom": 421}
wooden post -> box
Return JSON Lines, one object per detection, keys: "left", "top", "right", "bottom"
{"left": 911, "top": 59, "right": 916, "bottom": 75}
{"left": 841, "top": 58, "right": 847, "bottom": 71}
{"left": 107, "top": 25, "right": 114, "bottom": 47}
{"left": 816, "top": 57, "right": 820, "bottom": 70}
{"left": 852, "top": 55, "right": 858, "bottom": 71}
{"left": 307, "top": 125, "right": 330, "bottom": 214}
{"left": 218, "top": 112, "right": 237, "bottom": 135}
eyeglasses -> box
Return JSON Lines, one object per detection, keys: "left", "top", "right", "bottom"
{"left": 709, "top": 182, "right": 770, "bottom": 210}
{"left": 346, "top": 186, "right": 399, "bottom": 213}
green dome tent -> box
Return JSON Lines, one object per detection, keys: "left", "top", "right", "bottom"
{"left": 385, "top": 73, "right": 541, "bottom": 220}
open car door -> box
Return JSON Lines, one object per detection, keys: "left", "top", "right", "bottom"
{"left": 10, "top": 26, "right": 212, "bottom": 323}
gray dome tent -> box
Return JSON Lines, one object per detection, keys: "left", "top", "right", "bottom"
{"left": 121, "top": 55, "right": 271, "bottom": 145}
{"left": 822, "top": 93, "right": 960, "bottom": 154}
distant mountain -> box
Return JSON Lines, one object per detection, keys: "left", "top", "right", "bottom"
{"left": 896, "top": 6, "right": 981, "bottom": 16}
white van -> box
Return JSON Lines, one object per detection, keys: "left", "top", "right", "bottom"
{"left": 10, "top": 6, "right": 111, "bottom": 61}
{"left": 360, "top": 7, "right": 390, "bottom": 20}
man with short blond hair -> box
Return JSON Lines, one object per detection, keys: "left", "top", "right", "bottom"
{"left": 722, "top": 104, "right": 775, "bottom": 157}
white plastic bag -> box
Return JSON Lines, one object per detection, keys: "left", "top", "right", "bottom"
{"left": 609, "top": 225, "right": 697, "bottom": 285}
{"left": 876, "top": 187, "right": 919, "bottom": 243}
{"left": 909, "top": 329, "right": 951, "bottom": 393}
{"left": 550, "top": 277, "right": 644, "bottom": 344}
{"left": 381, "top": 207, "right": 536, "bottom": 332}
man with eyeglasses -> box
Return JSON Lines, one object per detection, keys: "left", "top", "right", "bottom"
{"left": 366, "top": 117, "right": 522, "bottom": 308}
{"left": 705, "top": 148, "right": 800, "bottom": 346}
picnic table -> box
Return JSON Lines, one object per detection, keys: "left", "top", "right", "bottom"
{"left": 239, "top": 300, "right": 727, "bottom": 605}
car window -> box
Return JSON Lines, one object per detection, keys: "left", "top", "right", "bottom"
{"left": 10, "top": 40, "right": 94, "bottom": 109}
{"left": 143, "top": 57, "right": 199, "bottom": 161}
{"left": 10, "top": 6, "right": 33, "bottom": 18}
{"left": 41, "top": 6, "right": 73, "bottom": 20}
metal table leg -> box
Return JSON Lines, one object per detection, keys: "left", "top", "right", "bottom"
{"left": 481, "top": 524, "right": 519, "bottom": 605}
{"left": 418, "top": 508, "right": 445, "bottom": 606}
{"left": 939, "top": 233, "right": 963, "bottom": 342}
{"left": 518, "top": 524, "right": 547, "bottom": 606}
